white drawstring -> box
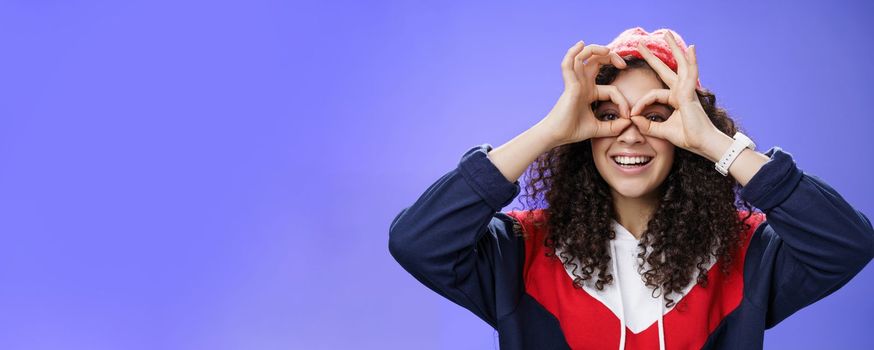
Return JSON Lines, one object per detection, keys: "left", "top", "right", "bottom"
{"left": 611, "top": 240, "right": 666, "bottom": 350}
{"left": 610, "top": 241, "right": 626, "bottom": 350}
{"left": 657, "top": 295, "right": 665, "bottom": 350}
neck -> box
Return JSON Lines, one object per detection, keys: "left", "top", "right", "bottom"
{"left": 611, "top": 190, "right": 660, "bottom": 240}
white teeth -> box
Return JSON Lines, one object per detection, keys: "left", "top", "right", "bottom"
{"left": 612, "top": 156, "right": 653, "bottom": 165}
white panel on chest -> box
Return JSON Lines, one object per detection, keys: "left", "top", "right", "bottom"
{"left": 555, "top": 219, "right": 716, "bottom": 334}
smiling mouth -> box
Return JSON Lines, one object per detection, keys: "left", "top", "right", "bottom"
{"left": 612, "top": 156, "right": 653, "bottom": 168}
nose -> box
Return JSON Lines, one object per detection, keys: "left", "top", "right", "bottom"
{"left": 616, "top": 120, "right": 645, "bottom": 145}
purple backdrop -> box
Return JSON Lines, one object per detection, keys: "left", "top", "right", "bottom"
{"left": 1, "top": 0, "right": 872, "bottom": 349}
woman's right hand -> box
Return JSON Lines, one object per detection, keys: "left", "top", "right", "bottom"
{"left": 535, "top": 41, "right": 632, "bottom": 148}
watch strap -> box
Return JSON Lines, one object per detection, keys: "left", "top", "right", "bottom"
{"left": 715, "top": 132, "right": 755, "bottom": 176}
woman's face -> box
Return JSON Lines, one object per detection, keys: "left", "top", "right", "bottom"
{"left": 591, "top": 68, "right": 675, "bottom": 200}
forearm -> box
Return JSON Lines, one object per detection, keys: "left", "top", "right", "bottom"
{"left": 389, "top": 144, "right": 520, "bottom": 278}
{"left": 698, "top": 131, "right": 771, "bottom": 187}
{"left": 389, "top": 144, "right": 524, "bottom": 328}
{"left": 488, "top": 124, "right": 558, "bottom": 183}
{"left": 737, "top": 145, "right": 874, "bottom": 326}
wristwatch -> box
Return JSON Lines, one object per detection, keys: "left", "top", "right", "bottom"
{"left": 715, "top": 132, "right": 755, "bottom": 176}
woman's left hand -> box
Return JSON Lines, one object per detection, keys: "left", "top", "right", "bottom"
{"left": 628, "top": 31, "right": 724, "bottom": 159}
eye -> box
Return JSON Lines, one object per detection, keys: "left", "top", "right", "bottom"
{"left": 646, "top": 113, "right": 666, "bottom": 122}
{"left": 598, "top": 112, "right": 619, "bottom": 121}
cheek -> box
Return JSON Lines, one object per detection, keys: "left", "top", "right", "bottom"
{"left": 644, "top": 138, "right": 674, "bottom": 172}
{"left": 590, "top": 139, "right": 611, "bottom": 154}
{"left": 590, "top": 140, "right": 611, "bottom": 165}
{"left": 656, "top": 148, "right": 675, "bottom": 175}
{"left": 648, "top": 139, "right": 675, "bottom": 157}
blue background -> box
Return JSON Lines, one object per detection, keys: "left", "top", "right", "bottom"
{"left": 1, "top": 0, "right": 872, "bottom": 349}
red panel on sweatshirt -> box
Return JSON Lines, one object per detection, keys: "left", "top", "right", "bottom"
{"left": 507, "top": 209, "right": 766, "bottom": 349}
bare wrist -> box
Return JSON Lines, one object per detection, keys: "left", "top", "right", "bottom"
{"left": 699, "top": 130, "right": 734, "bottom": 163}
{"left": 529, "top": 122, "right": 563, "bottom": 150}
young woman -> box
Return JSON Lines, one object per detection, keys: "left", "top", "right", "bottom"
{"left": 388, "top": 27, "right": 874, "bottom": 350}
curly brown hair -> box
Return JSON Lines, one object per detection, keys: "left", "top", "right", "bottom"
{"left": 514, "top": 57, "right": 756, "bottom": 308}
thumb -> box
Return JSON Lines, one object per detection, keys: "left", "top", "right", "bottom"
{"left": 630, "top": 115, "right": 667, "bottom": 139}
{"left": 593, "top": 118, "right": 632, "bottom": 138}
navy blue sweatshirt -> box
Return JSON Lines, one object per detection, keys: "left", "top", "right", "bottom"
{"left": 388, "top": 143, "right": 874, "bottom": 349}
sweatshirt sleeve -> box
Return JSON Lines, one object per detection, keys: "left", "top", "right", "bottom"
{"left": 738, "top": 146, "right": 874, "bottom": 328}
{"left": 388, "top": 143, "right": 525, "bottom": 328}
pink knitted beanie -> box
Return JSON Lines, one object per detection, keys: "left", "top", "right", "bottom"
{"left": 605, "top": 27, "right": 702, "bottom": 88}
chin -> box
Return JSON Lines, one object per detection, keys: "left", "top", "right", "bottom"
{"left": 609, "top": 181, "right": 659, "bottom": 199}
